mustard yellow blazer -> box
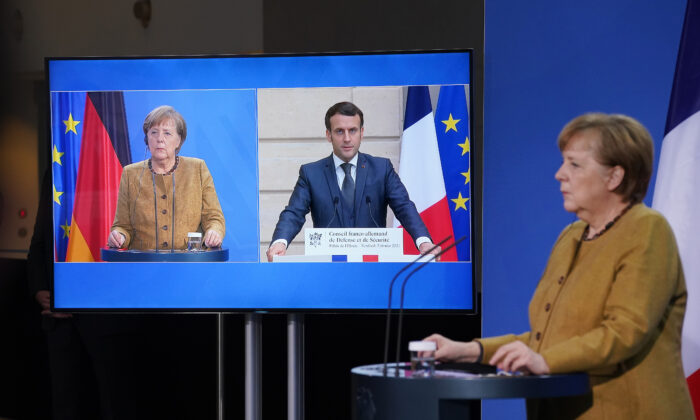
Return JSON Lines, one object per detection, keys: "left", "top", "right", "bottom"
{"left": 479, "top": 204, "right": 694, "bottom": 419}
{"left": 111, "top": 157, "right": 225, "bottom": 250}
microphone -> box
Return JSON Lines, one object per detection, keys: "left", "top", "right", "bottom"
{"left": 382, "top": 235, "right": 452, "bottom": 376}
{"left": 325, "top": 197, "right": 340, "bottom": 228}
{"left": 365, "top": 196, "right": 379, "bottom": 228}
{"left": 394, "top": 236, "right": 466, "bottom": 376}
{"left": 127, "top": 158, "right": 148, "bottom": 249}
{"left": 151, "top": 173, "right": 159, "bottom": 253}
{"left": 170, "top": 170, "right": 175, "bottom": 252}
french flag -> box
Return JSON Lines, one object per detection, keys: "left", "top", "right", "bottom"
{"left": 395, "top": 86, "right": 459, "bottom": 261}
{"left": 652, "top": 0, "right": 700, "bottom": 415}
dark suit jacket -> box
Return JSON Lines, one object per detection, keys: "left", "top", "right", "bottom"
{"left": 272, "top": 152, "right": 430, "bottom": 245}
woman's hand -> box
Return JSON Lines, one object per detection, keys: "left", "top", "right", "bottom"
{"left": 107, "top": 230, "right": 126, "bottom": 248}
{"left": 423, "top": 334, "right": 481, "bottom": 363}
{"left": 489, "top": 341, "right": 550, "bottom": 375}
{"left": 204, "top": 229, "right": 222, "bottom": 248}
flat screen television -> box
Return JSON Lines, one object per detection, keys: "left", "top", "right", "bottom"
{"left": 47, "top": 50, "right": 477, "bottom": 312}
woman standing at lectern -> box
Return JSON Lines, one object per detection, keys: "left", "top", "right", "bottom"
{"left": 108, "top": 105, "right": 225, "bottom": 250}
{"left": 425, "top": 113, "right": 694, "bottom": 419}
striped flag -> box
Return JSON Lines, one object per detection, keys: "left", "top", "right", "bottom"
{"left": 51, "top": 92, "right": 86, "bottom": 262}
{"left": 65, "top": 92, "right": 131, "bottom": 262}
{"left": 395, "top": 86, "right": 463, "bottom": 261}
{"left": 651, "top": 0, "right": 700, "bottom": 415}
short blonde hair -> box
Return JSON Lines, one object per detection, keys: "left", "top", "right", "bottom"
{"left": 558, "top": 113, "right": 653, "bottom": 203}
{"left": 142, "top": 105, "right": 187, "bottom": 151}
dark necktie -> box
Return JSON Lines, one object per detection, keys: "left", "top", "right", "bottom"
{"left": 341, "top": 163, "right": 355, "bottom": 223}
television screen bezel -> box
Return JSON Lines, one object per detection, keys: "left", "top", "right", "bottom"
{"left": 45, "top": 49, "right": 480, "bottom": 314}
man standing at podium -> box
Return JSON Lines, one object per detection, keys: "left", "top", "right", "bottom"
{"left": 266, "top": 101, "right": 439, "bottom": 261}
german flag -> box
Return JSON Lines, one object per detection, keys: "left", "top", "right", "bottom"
{"left": 65, "top": 92, "right": 131, "bottom": 262}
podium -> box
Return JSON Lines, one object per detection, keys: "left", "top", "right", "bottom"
{"left": 352, "top": 363, "right": 589, "bottom": 420}
{"left": 100, "top": 247, "right": 229, "bottom": 262}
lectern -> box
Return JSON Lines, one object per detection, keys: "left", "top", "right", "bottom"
{"left": 100, "top": 247, "right": 229, "bottom": 262}
{"left": 352, "top": 363, "right": 589, "bottom": 420}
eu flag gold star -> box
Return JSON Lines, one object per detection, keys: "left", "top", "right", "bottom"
{"left": 63, "top": 113, "right": 80, "bottom": 135}
{"left": 441, "top": 113, "right": 460, "bottom": 133}
{"left": 53, "top": 185, "right": 64, "bottom": 205}
{"left": 461, "top": 170, "right": 470, "bottom": 185}
{"left": 52, "top": 145, "right": 65, "bottom": 165}
{"left": 457, "top": 137, "right": 470, "bottom": 155}
{"left": 60, "top": 220, "right": 71, "bottom": 238}
{"left": 451, "top": 192, "right": 469, "bottom": 211}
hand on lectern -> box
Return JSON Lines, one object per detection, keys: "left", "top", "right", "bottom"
{"left": 489, "top": 341, "right": 550, "bottom": 375}
{"left": 107, "top": 230, "right": 126, "bottom": 248}
{"left": 423, "top": 334, "right": 481, "bottom": 363}
{"left": 266, "top": 242, "right": 287, "bottom": 262}
{"left": 204, "top": 229, "right": 222, "bottom": 248}
{"left": 419, "top": 242, "right": 441, "bottom": 261}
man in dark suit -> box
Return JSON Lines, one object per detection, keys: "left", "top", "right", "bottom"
{"left": 267, "top": 101, "right": 440, "bottom": 261}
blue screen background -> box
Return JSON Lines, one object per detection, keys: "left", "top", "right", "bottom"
{"left": 123, "top": 90, "right": 259, "bottom": 261}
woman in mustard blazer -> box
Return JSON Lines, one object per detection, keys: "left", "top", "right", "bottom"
{"left": 108, "top": 105, "right": 225, "bottom": 251}
{"left": 426, "top": 113, "right": 695, "bottom": 419}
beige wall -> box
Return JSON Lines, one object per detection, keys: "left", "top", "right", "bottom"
{"left": 0, "top": 116, "right": 38, "bottom": 258}
{"left": 257, "top": 87, "right": 405, "bottom": 259}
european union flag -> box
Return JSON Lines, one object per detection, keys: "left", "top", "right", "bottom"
{"left": 51, "top": 92, "right": 86, "bottom": 261}
{"left": 434, "top": 86, "right": 471, "bottom": 262}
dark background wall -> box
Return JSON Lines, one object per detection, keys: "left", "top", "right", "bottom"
{"left": 0, "top": 1, "right": 484, "bottom": 419}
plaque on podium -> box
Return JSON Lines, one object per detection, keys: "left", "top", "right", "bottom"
{"left": 273, "top": 228, "right": 430, "bottom": 262}
{"left": 305, "top": 228, "right": 404, "bottom": 256}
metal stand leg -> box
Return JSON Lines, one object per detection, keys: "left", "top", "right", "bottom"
{"left": 288, "top": 313, "right": 304, "bottom": 420}
{"left": 217, "top": 313, "right": 225, "bottom": 420}
{"left": 245, "top": 313, "right": 262, "bottom": 420}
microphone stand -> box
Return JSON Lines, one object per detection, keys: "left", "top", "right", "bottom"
{"left": 394, "top": 236, "right": 466, "bottom": 376}
{"left": 151, "top": 172, "right": 159, "bottom": 253}
{"left": 382, "top": 236, "right": 451, "bottom": 376}
{"left": 325, "top": 197, "right": 340, "bottom": 228}
{"left": 170, "top": 171, "right": 175, "bottom": 252}
{"left": 365, "top": 196, "right": 380, "bottom": 228}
